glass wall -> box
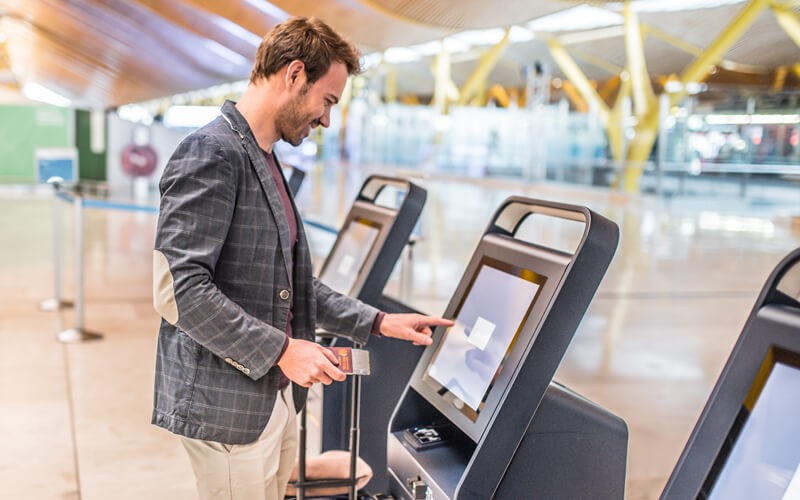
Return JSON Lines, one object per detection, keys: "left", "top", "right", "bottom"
{"left": 353, "top": 102, "right": 607, "bottom": 182}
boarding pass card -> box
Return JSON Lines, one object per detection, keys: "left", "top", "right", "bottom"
{"left": 329, "top": 347, "right": 371, "bottom": 376}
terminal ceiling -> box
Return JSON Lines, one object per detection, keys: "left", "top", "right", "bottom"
{"left": 0, "top": 0, "right": 797, "bottom": 108}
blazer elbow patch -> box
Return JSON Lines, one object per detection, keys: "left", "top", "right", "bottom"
{"left": 153, "top": 250, "right": 179, "bottom": 324}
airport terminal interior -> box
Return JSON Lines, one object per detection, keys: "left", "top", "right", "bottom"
{"left": 2, "top": 1, "right": 800, "bottom": 499}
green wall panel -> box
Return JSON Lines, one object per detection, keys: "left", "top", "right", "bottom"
{"left": 0, "top": 104, "right": 72, "bottom": 183}
{"left": 75, "top": 109, "right": 107, "bottom": 181}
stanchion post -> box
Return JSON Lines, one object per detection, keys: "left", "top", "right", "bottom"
{"left": 57, "top": 193, "right": 102, "bottom": 343}
{"left": 40, "top": 177, "right": 74, "bottom": 311}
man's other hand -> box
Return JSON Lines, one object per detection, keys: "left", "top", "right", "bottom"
{"left": 277, "top": 338, "right": 346, "bottom": 387}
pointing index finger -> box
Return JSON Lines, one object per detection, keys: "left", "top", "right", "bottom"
{"left": 425, "top": 317, "right": 454, "bottom": 327}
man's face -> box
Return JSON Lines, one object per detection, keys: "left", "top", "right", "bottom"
{"left": 276, "top": 61, "right": 348, "bottom": 147}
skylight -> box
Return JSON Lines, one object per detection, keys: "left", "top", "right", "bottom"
{"left": 604, "top": 0, "right": 746, "bottom": 13}
{"left": 210, "top": 16, "right": 262, "bottom": 47}
{"left": 526, "top": 5, "right": 623, "bottom": 33}
{"left": 241, "top": 0, "right": 290, "bottom": 21}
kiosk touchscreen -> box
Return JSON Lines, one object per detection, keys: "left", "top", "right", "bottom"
{"left": 318, "top": 217, "right": 382, "bottom": 296}
{"left": 424, "top": 259, "right": 545, "bottom": 421}
{"left": 409, "top": 245, "right": 560, "bottom": 443}
{"left": 387, "top": 197, "right": 627, "bottom": 499}
{"left": 662, "top": 248, "right": 800, "bottom": 500}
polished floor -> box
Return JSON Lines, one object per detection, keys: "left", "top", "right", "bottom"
{"left": 1, "top": 165, "right": 799, "bottom": 499}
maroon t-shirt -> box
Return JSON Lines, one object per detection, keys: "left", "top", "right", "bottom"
{"left": 263, "top": 150, "right": 297, "bottom": 389}
{"left": 264, "top": 151, "right": 385, "bottom": 390}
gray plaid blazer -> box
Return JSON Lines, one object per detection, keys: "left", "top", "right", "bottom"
{"left": 151, "top": 100, "right": 379, "bottom": 445}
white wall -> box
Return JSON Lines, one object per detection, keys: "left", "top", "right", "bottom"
{"left": 106, "top": 113, "right": 191, "bottom": 193}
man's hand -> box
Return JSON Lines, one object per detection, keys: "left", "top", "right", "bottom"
{"left": 380, "top": 313, "right": 454, "bottom": 346}
{"left": 277, "top": 338, "right": 346, "bottom": 388}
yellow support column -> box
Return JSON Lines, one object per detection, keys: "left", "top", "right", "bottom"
{"left": 619, "top": 1, "right": 658, "bottom": 191}
{"left": 562, "top": 81, "right": 589, "bottom": 113}
{"left": 679, "top": 0, "right": 771, "bottom": 88}
{"left": 546, "top": 39, "right": 611, "bottom": 125}
{"left": 608, "top": 74, "right": 632, "bottom": 171}
{"left": 487, "top": 84, "right": 510, "bottom": 108}
{"left": 385, "top": 66, "right": 397, "bottom": 103}
{"left": 773, "top": 4, "right": 800, "bottom": 47}
{"left": 547, "top": 38, "right": 619, "bottom": 165}
{"left": 623, "top": 1, "right": 656, "bottom": 119}
{"left": 623, "top": 0, "right": 772, "bottom": 193}
{"left": 458, "top": 28, "right": 510, "bottom": 106}
{"left": 643, "top": 23, "right": 769, "bottom": 74}
{"left": 599, "top": 75, "right": 622, "bottom": 103}
{"left": 432, "top": 44, "right": 454, "bottom": 114}
{"left": 773, "top": 66, "right": 789, "bottom": 91}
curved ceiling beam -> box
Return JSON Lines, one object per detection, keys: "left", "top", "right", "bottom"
{"left": 129, "top": 0, "right": 260, "bottom": 58}
{"left": 0, "top": 15, "right": 161, "bottom": 97}
{"left": 181, "top": 0, "right": 281, "bottom": 40}
{"left": 358, "top": 0, "right": 565, "bottom": 30}
{"left": 271, "top": 0, "right": 450, "bottom": 50}
{"left": 73, "top": 0, "right": 251, "bottom": 79}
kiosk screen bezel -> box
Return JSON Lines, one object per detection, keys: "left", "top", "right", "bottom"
{"left": 408, "top": 234, "right": 570, "bottom": 442}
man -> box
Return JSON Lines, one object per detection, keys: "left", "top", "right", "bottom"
{"left": 151, "top": 16, "right": 452, "bottom": 500}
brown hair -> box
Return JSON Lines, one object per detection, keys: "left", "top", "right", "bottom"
{"left": 250, "top": 17, "right": 361, "bottom": 84}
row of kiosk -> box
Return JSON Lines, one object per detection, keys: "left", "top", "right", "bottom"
{"left": 290, "top": 170, "right": 800, "bottom": 499}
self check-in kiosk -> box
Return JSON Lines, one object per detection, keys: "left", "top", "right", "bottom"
{"left": 386, "top": 197, "right": 627, "bottom": 499}
{"left": 310, "top": 175, "right": 426, "bottom": 474}
{"left": 316, "top": 175, "right": 425, "bottom": 306}
{"left": 662, "top": 248, "right": 800, "bottom": 500}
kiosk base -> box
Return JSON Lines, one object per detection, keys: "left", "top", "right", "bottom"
{"left": 388, "top": 382, "right": 628, "bottom": 500}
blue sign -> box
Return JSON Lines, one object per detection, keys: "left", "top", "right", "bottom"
{"left": 36, "top": 148, "right": 78, "bottom": 184}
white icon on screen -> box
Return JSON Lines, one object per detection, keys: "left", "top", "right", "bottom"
{"left": 467, "top": 316, "right": 496, "bottom": 351}
{"left": 337, "top": 254, "right": 356, "bottom": 275}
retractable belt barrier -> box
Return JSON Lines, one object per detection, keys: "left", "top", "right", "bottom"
{"left": 40, "top": 182, "right": 158, "bottom": 343}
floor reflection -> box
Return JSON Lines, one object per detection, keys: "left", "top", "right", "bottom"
{"left": 1, "top": 164, "right": 798, "bottom": 499}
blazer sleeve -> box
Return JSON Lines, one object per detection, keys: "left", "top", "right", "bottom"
{"left": 313, "top": 277, "right": 380, "bottom": 344}
{"left": 152, "top": 133, "right": 287, "bottom": 381}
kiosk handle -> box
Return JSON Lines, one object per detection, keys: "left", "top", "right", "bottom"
{"left": 356, "top": 175, "right": 423, "bottom": 210}
{"left": 485, "top": 196, "right": 596, "bottom": 255}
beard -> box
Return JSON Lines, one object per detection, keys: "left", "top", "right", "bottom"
{"left": 276, "top": 87, "right": 316, "bottom": 147}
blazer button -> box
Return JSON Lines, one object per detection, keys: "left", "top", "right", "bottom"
{"left": 279, "top": 289, "right": 290, "bottom": 300}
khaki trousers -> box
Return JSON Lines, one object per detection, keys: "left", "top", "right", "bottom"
{"left": 180, "top": 386, "right": 298, "bottom": 500}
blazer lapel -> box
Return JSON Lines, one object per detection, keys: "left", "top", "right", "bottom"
{"left": 221, "top": 101, "right": 293, "bottom": 280}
